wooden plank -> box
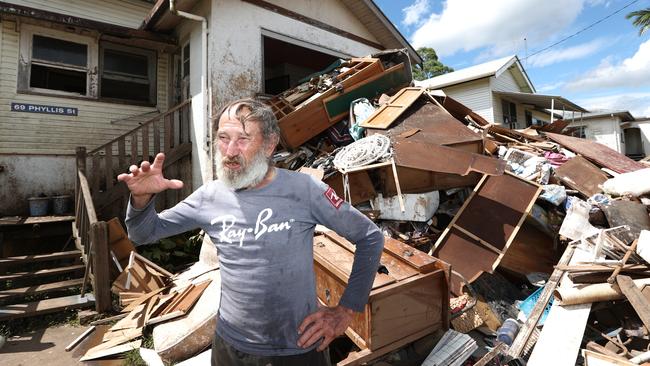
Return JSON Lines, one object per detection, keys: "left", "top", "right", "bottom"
{"left": 142, "top": 124, "right": 149, "bottom": 160}
{"left": 65, "top": 325, "right": 96, "bottom": 351}
{"left": 0, "top": 250, "right": 81, "bottom": 267}
{"left": 507, "top": 243, "right": 576, "bottom": 358}
{"left": 0, "top": 278, "right": 84, "bottom": 302}
{"left": 338, "top": 328, "right": 436, "bottom": 366}
{"left": 104, "top": 145, "right": 113, "bottom": 191}
{"left": 382, "top": 236, "right": 438, "bottom": 273}
{"left": 130, "top": 131, "right": 138, "bottom": 165}
{"left": 554, "top": 156, "right": 608, "bottom": 197}
{"left": 91, "top": 221, "right": 111, "bottom": 313}
{"left": 527, "top": 244, "right": 595, "bottom": 366}
{"left": 617, "top": 274, "right": 650, "bottom": 330}
{"left": 153, "top": 118, "right": 160, "bottom": 155}
{"left": 0, "top": 264, "right": 85, "bottom": 281}
{"left": 120, "top": 286, "right": 166, "bottom": 313}
{"left": 545, "top": 132, "right": 645, "bottom": 173}
{"left": 583, "top": 349, "right": 635, "bottom": 366}
{"left": 117, "top": 137, "right": 126, "bottom": 170}
{"left": 91, "top": 154, "right": 101, "bottom": 193}
{"left": 0, "top": 294, "right": 94, "bottom": 321}
{"left": 359, "top": 87, "right": 424, "bottom": 129}
{"left": 80, "top": 339, "right": 141, "bottom": 361}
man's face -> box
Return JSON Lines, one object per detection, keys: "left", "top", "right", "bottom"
{"left": 215, "top": 106, "right": 275, "bottom": 189}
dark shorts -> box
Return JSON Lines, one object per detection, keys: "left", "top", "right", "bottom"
{"left": 211, "top": 335, "right": 330, "bottom": 366}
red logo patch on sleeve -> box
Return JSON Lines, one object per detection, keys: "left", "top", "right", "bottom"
{"left": 324, "top": 187, "right": 344, "bottom": 209}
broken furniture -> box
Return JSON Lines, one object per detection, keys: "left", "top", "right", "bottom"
{"left": 313, "top": 230, "right": 450, "bottom": 365}
{"left": 432, "top": 172, "right": 542, "bottom": 294}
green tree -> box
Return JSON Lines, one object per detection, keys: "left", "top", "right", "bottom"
{"left": 412, "top": 47, "right": 454, "bottom": 81}
{"left": 627, "top": 8, "right": 650, "bottom": 35}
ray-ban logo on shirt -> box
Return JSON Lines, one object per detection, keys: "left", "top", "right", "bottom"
{"left": 324, "top": 187, "right": 343, "bottom": 209}
{"left": 210, "top": 208, "right": 293, "bottom": 247}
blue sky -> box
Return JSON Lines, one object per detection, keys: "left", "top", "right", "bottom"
{"left": 375, "top": 0, "right": 650, "bottom": 117}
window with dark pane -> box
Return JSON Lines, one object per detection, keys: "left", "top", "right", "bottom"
{"left": 100, "top": 46, "right": 155, "bottom": 103}
{"left": 30, "top": 35, "right": 88, "bottom": 94}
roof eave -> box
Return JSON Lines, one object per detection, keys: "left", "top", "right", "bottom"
{"left": 362, "top": 0, "right": 422, "bottom": 64}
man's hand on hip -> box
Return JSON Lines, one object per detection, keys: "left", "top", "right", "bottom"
{"left": 297, "top": 305, "right": 354, "bottom": 351}
{"left": 117, "top": 153, "right": 184, "bottom": 208}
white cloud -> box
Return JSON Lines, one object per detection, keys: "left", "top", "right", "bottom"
{"left": 410, "top": 0, "right": 585, "bottom": 57}
{"left": 537, "top": 81, "right": 566, "bottom": 93}
{"left": 402, "top": 0, "right": 430, "bottom": 27}
{"left": 565, "top": 39, "right": 650, "bottom": 91}
{"left": 577, "top": 92, "right": 650, "bottom": 117}
{"left": 527, "top": 38, "right": 606, "bottom": 68}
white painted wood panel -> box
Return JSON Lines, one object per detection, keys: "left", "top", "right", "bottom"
{"left": 442, "top": 78, "right": 494, "bottom": 123}
{"left": 4, "top": 0, "right": 152, "bottom": 28}
{"left": 0, "top": 21, "right": 169, "bottom": 155}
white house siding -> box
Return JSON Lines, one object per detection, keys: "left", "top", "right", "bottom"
{"left": 569, "top": 117, "right": 623, "bottom": 152}
{"left": 491, "top": 69, "right": 520, "bottom": 92}
{"left": 442, "top": 78, "right": 494, "bottom": 123}
{"left": 0, "top": 19, "right": 169, "bottom": 215}
{"left": 267, "top": 0, "right": 380, "bottom": 43}
{"left": 4, "top": 0, "right": 152, "bottom": 28}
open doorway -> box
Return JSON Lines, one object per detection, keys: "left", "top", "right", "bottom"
{"left": 624, "top": 127, "right": 645, "bottom": 160}
{"left": 262, "top": 36, "right": 340, "bottom": 95}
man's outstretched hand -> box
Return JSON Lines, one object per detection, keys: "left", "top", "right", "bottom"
{"left": 297, "top": 305, "right": 354, "bottom": 352}
{"left": 117, "top": 153, "right": 183, "bottom": 208}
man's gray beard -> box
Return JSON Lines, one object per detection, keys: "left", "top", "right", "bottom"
{"left": 215, "top": 148, "right": 270, "bottom": 190}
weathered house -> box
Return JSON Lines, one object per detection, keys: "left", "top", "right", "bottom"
{"left": 566, "top": 110, "right": 647, "bottom": 158}
{"left": 415, "top": 55, "right": 587, "bottom": 129}
{"left": 0, "top": 0, "right": 420, "bottom": 216}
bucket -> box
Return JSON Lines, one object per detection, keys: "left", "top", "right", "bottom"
{"left": 52, "top": 195, "right": 71, "bottom": 215}
{"left": 27, "top": 196, "right": 50, "bottom": 216}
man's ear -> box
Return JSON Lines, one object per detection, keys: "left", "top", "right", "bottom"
{"left": 265, "top": 133, "right": 280, "bottom": 157}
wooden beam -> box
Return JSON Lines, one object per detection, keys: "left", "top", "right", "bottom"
{"left": 241, "top": 0, "right": 385, "bottom": 50}
{"left": 0, "top": 1, "right": 175, "bottom": 45}
{"left": 617, "top": 274, "right": 650, "bottom": 330}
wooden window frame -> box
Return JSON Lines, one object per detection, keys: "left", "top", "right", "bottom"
{"left": 99, "top": 42, "right": 157, "bottom": 105}
{"left": 19, "top": 25, "right": 97, "bottom": 98}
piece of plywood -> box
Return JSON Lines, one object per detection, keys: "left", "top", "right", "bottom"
{"left": 602, "top": 201, "right": 650, "bottom": 236}
{"left": 382, "top": 236, "right": 438, "bottom": 274}
{"left": 554, "top": 156, "right": 608, "bottom": 197}
{"left": 393, "top": 139, "right": 506, "bottom": 176}
{"left": 617, "top": 275, "right": 650, "bottom": 330}
{"left": 359, "top": 87, "right": 424, "bottom": 129}
{"left": 432, "top": 173, "right": 541, "bottom": 294}
{"left": 546, "top": 132, "right": 645, "bottom": 173}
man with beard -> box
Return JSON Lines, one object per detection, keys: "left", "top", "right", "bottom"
{"left": 118, "top": 98, "right": 384, "bottom": 365}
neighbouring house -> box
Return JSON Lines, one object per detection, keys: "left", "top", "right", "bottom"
{"left": 565, "top": 110, "right": 647, "bottom": 158}
{"left": 415, "top": 55, "right": 587, "bottom": 129}
{"left": 0, "top": 0, "right": 420, "bottom": 216}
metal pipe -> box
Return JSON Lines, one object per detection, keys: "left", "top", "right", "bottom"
{"left": 169, "top": 0, "right": 212, "bottom": 178}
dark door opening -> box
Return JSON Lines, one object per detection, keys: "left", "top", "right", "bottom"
{"left": 263, "top": 36, "right": 340, "bottom": 95}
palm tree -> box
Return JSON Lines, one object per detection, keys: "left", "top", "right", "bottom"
{"left": 627, "top": 8, "right": 650, "bottom": 35}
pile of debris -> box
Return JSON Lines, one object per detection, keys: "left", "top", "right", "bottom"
{"left": 263, "top": 48, "right": 650, "bottom": 365}
{"left": 70, "top": 49, "right": 650, "bottom": 365}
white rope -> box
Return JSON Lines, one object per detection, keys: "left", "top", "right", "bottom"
{"left": 333, "top": 134, "right": 391, "bottom": 170}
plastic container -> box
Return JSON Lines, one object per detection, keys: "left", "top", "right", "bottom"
{"left": 496, "top": 318, "right": 520, "bottom": 345}
{"left": 52, "top": 195, "right": 71, "bottom": 215}
{"left": 27, "top": 196, "right": 50, "bottom": 216}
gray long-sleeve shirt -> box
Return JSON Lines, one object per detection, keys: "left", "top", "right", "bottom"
{"left": 125, "top": 168, "right": 384, "bottom": 356}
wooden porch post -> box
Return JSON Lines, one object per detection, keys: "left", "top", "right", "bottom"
{"left": 75, "top": 147, "right": 87, "bottom": 212}
{"left": 91, "top": 221, "right": 111, "bottom": 312}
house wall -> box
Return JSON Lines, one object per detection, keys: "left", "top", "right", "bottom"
{"left": 0, "top": 18, "right": 170, "bottom": 215}
{"left": 442, "top": 78, "right": 494, "bottom": 123}
{"left": 266, "top": 0, "right": 379, "bottom": 43}
{"left": 4, "top": 0, "right": 152, "bottom": 28}
{"left": 491, "top": 70, "right": 528, "bottom": 128}
{"left": 569, "top": 116, "right": 623, "bottom": 152}
{"left": 627, "top": 120, "right": 650, "bottom": 157}
{"left": 174, "top": 0, "right": 211, "bottom": 188}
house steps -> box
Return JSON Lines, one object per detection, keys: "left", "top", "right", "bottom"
{"left": 0, "top": 250, "right": 81, "bottom": 268}
{"left": 0, "top": 278, "right": 84, "bottom": 302}
{"left": 0, "top": 293, "right": 95, "bottom": 321}
{"left": 0, "top": 264, "right": 85, "bottom": 281}
{"left": 1, "top": 217, "right": 89, "bottom": 321}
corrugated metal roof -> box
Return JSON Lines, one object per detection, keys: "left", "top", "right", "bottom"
{"left": 415, "top": 55, "right": 533, "bottom": 90}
